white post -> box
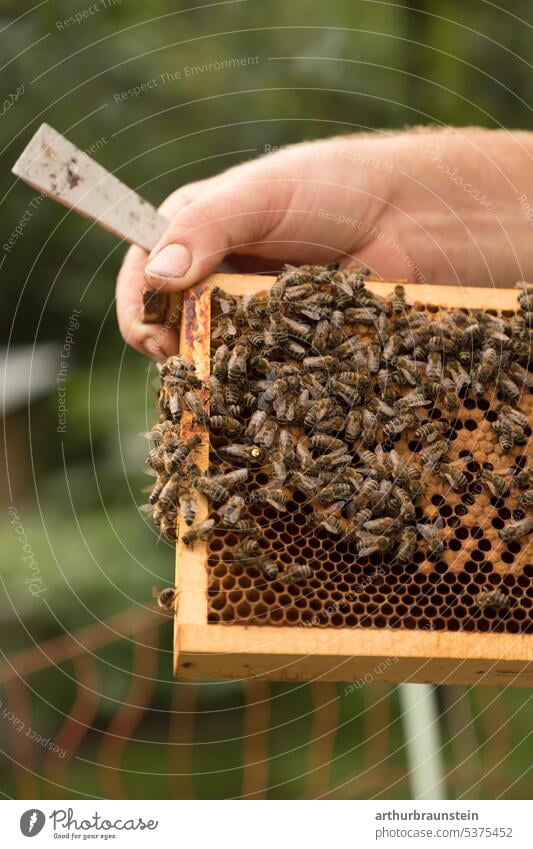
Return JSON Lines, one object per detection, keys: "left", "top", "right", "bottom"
{"left": 399, "top": 683, "right": 446, "bottom": 800}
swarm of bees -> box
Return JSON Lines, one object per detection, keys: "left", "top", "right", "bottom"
{"left": 143, "top": 265, "right": 532, "bottom": 614}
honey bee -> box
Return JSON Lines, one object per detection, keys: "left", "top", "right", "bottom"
{"left": 279, "top": 427, "right": 296, "bottom": 456}
{"left": 396, "top": 526, "right": 417, "bottom": 563}
{"left": 351, "top": 477, "right": 379, "bottom": 509}
{"left": 280, "top": 563, "right": 312, "bottom": 584}
{"left": 375, "top": 370, "right": 397, "bottom": 404}
{"left": 283, "top": 281, "right": 317, "bottom": 301}
{"left": 230, "top": 519, "right": 261, "bottom": 536}
{"left": 212, "top": 286, "right": 237, "bottom": 315}
{"left": 366, "top": 341, "right": 381, "bottom": 374}
{"left": 226, "top": 344, "right": 248, "bottom": 382}
{"left": 210, "top": 468, "right": 249, "bottom": 489}
{"left": 414, "top": 421, "right": 445, "bottom": 443}
{"left": 506, "top": 361, "right": 533, "bottom": 389}
{"left": 394, "top": 356, "right": 418, "bottom": 386}
{"left": 212, "top": 315, "right": 237, "bottom": 343}
{"left": 256, "top": 418, "right": 279, "bottom": 448}
{"left": 330, "top": 378, "right": 361, "bottom": 407}
{"left": 258, "top": 556, "right": 280, "bottom": 580}
{"left": 182, "top": 518, "right": 215, "bottom": 546}
{"left": 160, "top": 511, "right": 179, "bottom": 542}
{"left": 303, "top": 355, "right": 337, "bottom": 371}
{"left": 427, "top": 335, "right": 456, "bottom": 355}
{"left": 348, "top": 508, "right": 372, "bottom": 529}
{"left": 153, "top": 586, "right": 178, "bottom": 614}
{"left": 184, "top": 389, "right": 207, "bottom": 424}
{"left": 326, "top": 309, "right": 343, "bottom": 347}
{"left": 225, "top": 382, "right": 242, "bottom": 406}
{"left": 356, "top": 532, "right": 393, "bottom": 558}
{"left": 435, "top": 462, "right": 468, "bottom": 492}
{"left": 318, "top": 515, "right": 346, "bottom": 535}
{"left": 498, "top": 375, "right": 520, "bottom": 404}
{"left": 310, "top": 434, "right": 346, "bottom": 452}
{"left": 143, "top": 419, "right": 177, "bottom": 443}
{"left": 280, "top": 314, "right": 312, "bottom": 342}
{"left": 420, "top": 439, "right": 449, "bottom": 468}
{"left": 165, "top": 435, "right": 203, "bottom": 475}
{"left": 359, "top": 448, "right": 388, "bottom": 480}
{"left": 286, "top": 340, "right": 307, "bottom": 359}
{"left": 476, "top": 346, "right": 497, "bottom": 385}
{"left": 235, "top": 538, "right": 261, "bottom": 561}
{"left": 426, "top": 351, "right": 443, "bottom": 380}
{"left": 335, "top": 337, "right": 363, "bottom": 358}
{"left": 343, "top": 307, "right": 377, "bottom": 325}
{"left": 417, "top": 518, "right": 444, "bottom": 559}
{"left": 391, "top": 284, "right": 409, "bottom": 314}
{"left": 396, "top": 391, "right": 431, "bottom": 412}
{"left": 383, "top": 333, "right": 404, "bottom": 362}
{"left": 477, "top": 468, "right": 510, "bottom": 499}
{"left": 212, "top": 344, "right": 229, "bottom": 380}
{"left": 341, "top": 368, "right": 371, "bottom": 390}
{"left": 446, "top": 361, "right": 470, "bottom": 393}
{"left": 518, "top": 489, "right": 533, "bottom": 509}
{"left": 159, "top": 473, "right": 180, "bottom": 507}
{"left": 218, "top": 495, "right": 246, "bottom": 526}
{"left": 179, "top": 493, "right": 198, "bottom": 526}
{"left": 363, "top": 516, "right": 401, "bottom": 534}
{"left": 303, "top": 399, "right": 336, "bottom": 430}
{"left": 515, "top": 468, "right": 533, "bottom": 490}
{"left": 315, "top": 415, "right": 346, "bottom": 434}
{"left": 148, "top": 473, "right": 169, "bottom": 504}
{"left": 209, "top": 415, "right": 243, "bottom": 435}
{"left": 249, "top": 487, "right": 288, "bottom": 511}
{"left": 317, "top": 482, "right": 353, "bottom": 505}
{"left": 499, "top": 516, "right": 533, "bottom": 542}
{"left": 209, "top": 375, "right": 229, "bottom": 414}
{"left": 289, "top": 471, "right": 323, "bottom": 495}
{"left": 476, "top": 589, "right": 508, "bottom": 610}
{"left": 383, "top": 412, "right": 417, "bottom": 440}
{"left": 269, "top": 264, "right": 303, "bottom": 299}
{"left": 194, "top": 477, "right": 230, "bottom": 503}
{"left": 440, "top": 378, "right": 459, "bottom": 410}
{"left": 312, "top": 319, "right": 331, "bottom": 351}
{"left": 492, "top": 419, "right": 519, "bottom": 453}
{"left": 312, "top": 446, "right": 352, "bottom": 472}
{"left": 361, "top": 410, "right": 377, "bottom": 447}
{"left": 331, "top": 274, "right": 356, "bottom": 307}
{"left": 391, "top": 485, "right": 416, "bottom": 523}
{"left": 219, "top": 444, "right": 264, "bottom": 463}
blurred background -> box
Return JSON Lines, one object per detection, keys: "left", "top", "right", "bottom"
{"left": 0, "top": 0, "right": 531, "bottom": 799}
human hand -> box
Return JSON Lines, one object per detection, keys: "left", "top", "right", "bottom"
{"left": 116, "top": 127, "right": 533, "bottom": 358}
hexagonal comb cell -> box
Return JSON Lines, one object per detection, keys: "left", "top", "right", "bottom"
{"left": 205, "top": 295, "right": 532, "bottom": 636}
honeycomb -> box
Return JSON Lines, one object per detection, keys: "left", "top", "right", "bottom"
{"left": 204, "top": 297, "right": 532, "bottom": 634}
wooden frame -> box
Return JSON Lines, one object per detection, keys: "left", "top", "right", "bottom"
{"left": 171, "top": 274, "right": 533, "bottom": 686}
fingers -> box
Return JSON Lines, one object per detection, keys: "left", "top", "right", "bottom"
{"left": 116, "top": 245, "right": 179, "bottom": 359}
{"left": 143, "top": 177, "right": 288, "bottom": 291}
{"left": 115, "top": 181, "right": 215, "bottom": 357}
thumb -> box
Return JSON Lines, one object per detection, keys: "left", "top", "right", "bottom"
{"left": 144, "top": 177, "right": 287, "bottom": 291}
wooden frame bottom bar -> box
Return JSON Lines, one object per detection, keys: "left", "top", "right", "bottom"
{"left": 175, "top": 624, "right": 533, "bottom": 686}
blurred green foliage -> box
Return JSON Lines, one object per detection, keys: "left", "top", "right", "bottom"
{"left": 1, "top": 0, "right": 532, "bottom": 799}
